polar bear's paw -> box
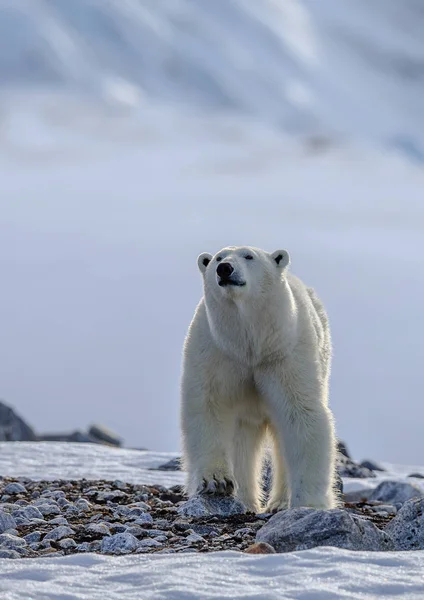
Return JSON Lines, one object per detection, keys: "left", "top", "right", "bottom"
{"left": 198, "top": 476, "right": 235, "bottom": 496}
{"left": 265, "top": 499, "right": 289, "bottom": 513}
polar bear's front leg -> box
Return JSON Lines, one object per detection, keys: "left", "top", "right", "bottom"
{"left": 256, "top": 368, "right": 338, "bottom": 510}
{"left": 181, "top": 399, "right": 235, "bottom": 498}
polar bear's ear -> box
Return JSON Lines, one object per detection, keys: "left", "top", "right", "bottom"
{"left": 271, "top": 249, "right": 290, "bottom": 270}
{"left": 197, "top": 252, "right": 213, "bottom": 274}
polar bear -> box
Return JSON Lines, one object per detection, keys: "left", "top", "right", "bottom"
{"left": 180, "top": 246, "right": 337, "bottom": 512}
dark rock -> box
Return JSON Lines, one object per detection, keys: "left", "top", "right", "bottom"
{"left": 385, "top": 498, "right": 424, "bottom": 550}
{"left": 256, "top": 507, "right": 394, "bottom": 552}
{"left": 360, "top": 460, "right": 385, "bottom": 472}
{"left": 369, "top": 481, "right": 423, "bottom": 505}
{"left": 337, "top": 454, "right": 376, "bottom": 478}
{"left": 178, "top": 495, "right": 246, "bottom": 518}
{"left": 88, "top": 424, "right": 122, "bottom": 447}
{"left": 337, "top": 440, "right": 351, "bottom": 459}
{"left": 408, "top": 473, "right": 424, "bottom": 479}
{"left": 0, "top": 509, "right": 17, "bottom": 533}
{"left": 0, "top": 400, "right": 37, "bottom": 442}
{"left": 154, "top": 458, "right": 182, "bottom": 471}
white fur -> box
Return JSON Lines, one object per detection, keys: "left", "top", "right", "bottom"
{"left": 180, "top": 246, "right": 337, "bottom": 512}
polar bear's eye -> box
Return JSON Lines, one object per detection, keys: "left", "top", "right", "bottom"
{"left": 216, "top": 257, "right": 222, "bottom": 262}
{"left": 245, "top": 255, "right": 253, "bottom": 260}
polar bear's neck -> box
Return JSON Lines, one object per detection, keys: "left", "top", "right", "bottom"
{"left": 205, "top": 278, "right": 297, "bottom": 366}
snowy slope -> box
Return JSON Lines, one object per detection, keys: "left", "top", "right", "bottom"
{"left": 1, "top": 443, "right": 424, "bottom": 600}
{"left": 1, "top": 0, "right": 424, "bottom": 154}
{"left": 1, "top": 106, "right": 424, "bottom": 463}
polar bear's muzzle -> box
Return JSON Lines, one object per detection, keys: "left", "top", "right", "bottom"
{"left": 216, "top": 262, "right": 245, "bottom": 287}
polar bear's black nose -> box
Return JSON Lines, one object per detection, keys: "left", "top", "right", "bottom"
{"left": 217, "top": 262, "right": 234, "bottom": 279}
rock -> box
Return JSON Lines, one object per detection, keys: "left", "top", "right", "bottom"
{"left": 49, "top": 516, "right": 69, "bottom": 526}
{"left": 154, "top": 457, "right": 182, "bottom": 471}
{"left": 369, "top": 481, "right": 424, "bottom": 505}
{"left": 0, "top": 533, "right": 27, "bottom": 549}
{"left": 408, "top": 473, "right": 424, "bottom": 479}
{"left": 0, "top": 549, "right": 21, "bottom": 559}
{"left": 24, "top": 531, "right": 41, "bottom": 544}
{"left": 86, "top": 523, "right": 111, "bottom": 536}
{"left": 59, "top": 538, "right": 77, "bottom": 550}
{"left": 133, "top": 513, "right": 153, "bottom": 526}
{"left": 4, "top": 482, "right": 27, "bottom": 494}
{"left": 360, "top": 460, "right": 385, "bottom": 472}
{"left": 75, "top": 498, "right": 92, "bottom": 512}
{"left": 256, "top": 508, "right": 394, "bottom": 553}
{"left": 125, "top": 525, "right": 147, "bottom": 538}
{"left": 12, "top": 506, "right": 44, "bottom": 521}
{"left": 336, "top": 454, "right": 376, "bottom": 478}
{"left": 88, "top": 424, "right": 122, "bottom": 447}
{"left": 139, "top": 538, "right": 163, "bottom": 548}
{"left": 0, "top": 509, "right": 17, "bottom": 534}
{"left": 178, "top": 495, "right": 246, "bottom": 518}
{"left": 337, "top": 440, "right": 351, "bottom": 459}
{"left": 0, "top": 400, "right": 37, "bottom": 441}
{"left": 385, "top": 498, "right": 424, "bottom": 550}
{"left": 96, "top": 490, "right": 127, "bottom": 503}
{"left": 36, "top": 503, "right": 61, "bottom": 517}
{"left": 43, "top": 526, "right": 75, "bottom": 541}
{"left": 245, "top": 542, "right": 276, "bottom": 554}
{"left": 186, "top": 532, "right": 205, "bottom": 544}
{"left": 77, "top": 541, "right": 101, "bottom": 553}
{"left": 101, "top": 532, "right": 139, "bottom": 555}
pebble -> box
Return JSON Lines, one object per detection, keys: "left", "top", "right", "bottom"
{"left": 59, "top": 538, "right": 77, "bottom": 550}
{"left": 186, "top": 533, "right": 205, "bottom": 544}
{"left": 0, "top": 533, "right": 28, "bottom": 549}
{"left": 0, "top": 549, "right": 21, "bottom": 559}
{"left": 4, "top": 483, "right": 27, "bottom": 495}
{"left": 49, "top": 516, "right": 69, "bottom": 526}
{"left": 36, "top": 503, "right": 61, "bottom": 517}
{"left": 0, "top": 510, "right": 17, "bottom": 534}
{"left": 24, "top": 531, "right": 41, "bottom": 544}
{"left": 101, "top": 533, "right": 139, "bottom": 555}
{"left": 86, "top": 523, "right": 111, "bottom": 536}
{"left": 133, "top": 513, "right": 154, "bottom": 526}
{"left": 139, "top": 538, "right": 163, "bottom": 548}
{"left": 43, "top": 526, "right": 76, "bottom": 541}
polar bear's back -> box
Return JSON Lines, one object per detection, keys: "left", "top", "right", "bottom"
{"left": 286, "top": 273, "right": 332, "bottom": 381}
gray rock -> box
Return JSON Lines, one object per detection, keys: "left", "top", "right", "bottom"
{"left": 88, "top": 424, "right": 122, "bottom": 447}
{"left": 4, "top": 483, "right": 27, "bottom": 495}
{"left": 36, "top": 503, "right": 61, "bottom": 517}
{"left": 77, "top": 541, "right": 101, "bottom": 553}
{"left": 256, "top": 508, "right": 394, "bottom": 553}
{"left": 408, "top": 473, "right": 424, "bottom": 479}
{"left": 101, "top": 532, "right": 139, "bottom": 555}
{"left": 75, "top": 498, "right": 92, "bottom": 512}
{"left": 125, "top": 525, "right": 147, "bottom": 538}
{"left": 43, "top": 526, "right": 75, "bottom": 541}
{"left": 0, "top": 510, "right": 16, "bottom": 534}
{"left": 133, "top": 513, "right": 153, "bottom": 526}
{"left": 12, "top": 506, "right": 44, "bottom": 521}
{"left": 139, "top": 538, "right": 163, "bottom": 548}
{"left": 96, "top": 490, "right": 127, "bottom": 503}
{"left": 385, "top": 498, "right": 424, "bottom": 550}
{"left": 336, "top": 454, "right": 376, "bottom": 478}
{"left": 0, "top": 549, "right": 21, "bottom": 558}
{"left": 0, "top": 533, "right": 27, "bottom": 549}
{"left": 369, "top": 481, "right": 424, "bottom": 505}
{"left": 360, "top": 460, "right": 385, "bottom": 472}
{"left": 154, "top": 457, "right": 182, "bottom": 471}
{"left": 24, "top": 531, "right": 41, "bottom": 544}
{"left": 0, "top": 400, "right": 37, "bottom": 441}
{"left": 86, "top": 523, "right": 110, "bottom": 536}
{"left": 59, "top": 538, "right": 77, "bottom": 550}
{"left": 186, "top": 532, "right": 205, "bottom": 544}
{"left": 178, "top": 495, "right": 246, "bottom": 518}
{"left": 49, "top": 516, "right": 69, "bottom": 526}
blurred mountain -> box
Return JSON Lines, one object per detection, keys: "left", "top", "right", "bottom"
{"left": 0, "top": 0, "right": 424, "bottom": 156}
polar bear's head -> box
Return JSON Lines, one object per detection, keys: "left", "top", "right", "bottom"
{"left": 197, "top": 246, "right": 290, "bottom": 299}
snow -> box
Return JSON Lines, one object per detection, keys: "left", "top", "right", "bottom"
{"left": 0, "top": 547, "right": 423, "bottom": 600}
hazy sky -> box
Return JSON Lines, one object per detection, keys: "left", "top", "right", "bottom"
{"left": 1, "top": 105, "right": 424, "bottom": 464}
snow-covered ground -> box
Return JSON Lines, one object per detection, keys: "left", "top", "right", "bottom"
{"left": 1, "top": 443, "right": 424, "bottom": 599}
{"left": 1, "top": 546, "right": 423, "bottom": 600}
